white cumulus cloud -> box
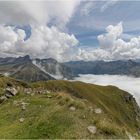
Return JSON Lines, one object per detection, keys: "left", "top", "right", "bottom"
{"left": 0, "top": 25, "right": 78, "bottom": 61}
{"left": 0, "top": 1, "right": 140, "bottom": 62}
{"left": 0, "top": 25, "right": 26, "bottom": 57}
{"left": 0, "top": 1, "right": 80, "bottom": 61}
{"left": 0, "top": 1, "right": 80, "bottom": 26}
{"left": 22, "top": 26, "right": 79, "bottom": 61}
{"left": 76, "top": 22, "right": 140, "bottom": 61}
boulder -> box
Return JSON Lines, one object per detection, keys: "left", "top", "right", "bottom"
{"left": 87, "top": 126, "right": 97, "bottom": 134}
{"left": 5, "top": 87, "right": 18, "bottom": 96}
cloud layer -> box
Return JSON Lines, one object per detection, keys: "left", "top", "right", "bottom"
{"left": 0, "top": 1, "right": 80, "bottom": 26}
{"left": 76, "top": 22, "right": 140, "bottom": 61}
{"left": 75, "top": 74, "right": 140, "bottom": 106}
{"left": 0, "top": 1, "right": 80, "bottom": 61}
{"left": 0, "top": 25, "right": 78, "bottom": 61}
{"left": 0, "top": 1, "right": 140, "bottom": 62}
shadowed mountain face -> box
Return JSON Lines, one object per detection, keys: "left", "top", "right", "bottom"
{"left": 0, "top": 55, "right": 55, "bottom": 82}
{"left": 0, "top": 55, "right": 75, "bottom": 82}
{"left": 33, "top": 58, "right": 75, "bottom": 80}
{"left": 64, "top": 60, "right": 140, "bottom": 77}
{"left": 1, "top": 55, "right": 140, "bottom": 82}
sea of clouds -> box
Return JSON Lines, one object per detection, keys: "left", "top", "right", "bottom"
{"left": 74, "top": 74, "right": 140, "bottom": 106}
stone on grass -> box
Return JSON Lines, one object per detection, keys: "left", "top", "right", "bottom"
{"left": 69, "top": 106, "right": 76, "bottom": 111}
{"left": 95, "top": 108, "right": 102, "bottom": 114}
{"left": 0, "top": 96, "right": 7, "bottom": 103}
{"left": 87, "top": 126, "right": 97, "bottom": 134}
{"left": 22, "top": 106, "right": 26, "bottom": 110}
{"left": 5, "top": 87, "right": 18, "bottom": 96}
{"left": 5, "top": 93, "right": 13, "bottom": 98}
{"left": 21, "top": 102, "right": 29, "bottom": 106}
{"left": 19, "top": 118, "right": 25, "bottom": 123}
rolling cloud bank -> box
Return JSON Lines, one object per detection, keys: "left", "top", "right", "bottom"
{"left": 0, "top": 1, "right": 140, "bottom": 62}
{"left": 75, "top": 74, "right": 140, "bottom": 106}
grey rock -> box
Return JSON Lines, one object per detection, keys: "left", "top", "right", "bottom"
{"left": 0, "top": 96, "right": 7, "bottom": 103}
{"left": 69, "top": 106, "right": 76, "bottom": 111}
{"left": 5, "top": 87, "right": 18, "bottom": 96}
{"left": 95, "top": 108, "right": 102, "bottom": 114}
{"left": 87, "top": 126, "right": 97, "bottom": 134}
{"left": 19, "top": 118, "right": 25, "bottom": 123}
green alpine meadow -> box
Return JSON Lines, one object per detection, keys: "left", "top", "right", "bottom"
{"left": 0, "top": 75, "right": 140, "bottom": 139}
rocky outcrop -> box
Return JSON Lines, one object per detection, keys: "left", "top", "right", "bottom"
{"left": 0, "top": 87, "right": 18, "bottom": 103}
{"left": 87, "top": 126, "right": 97, "bottom": 134}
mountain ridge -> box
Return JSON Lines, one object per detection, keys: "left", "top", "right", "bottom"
{"left": 0, "top": 76, "right": 140, "bottom": 138}
{"left": 64, "top": 59, "right": 140, "bottom": 77}
{"left": 0, "top": 55, "right": 140, "bottom": 82}
{"left": 0, "top": 55, "right": 74, "bottom": 82}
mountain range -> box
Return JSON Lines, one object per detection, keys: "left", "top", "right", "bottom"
{"left": 0, "top": 55, "right": 140, "bottom": 82}
{"left": 0, "top": 55, "right": 75, "bottom": 82}
{"left": 64, "top": 59, "right": 140, "bottom": 77}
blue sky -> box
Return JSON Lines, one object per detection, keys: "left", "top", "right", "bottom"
{"left": 18, "top": 1, "right": 140, "bottom": 48}
{"left": 66, "top": 1, "right": 140, "bottom": 48}
{"left": 0, "top": 1, "right": 140, "bottom": 61}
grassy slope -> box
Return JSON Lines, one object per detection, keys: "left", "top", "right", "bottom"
{"left": 32, "top": 80, "right": 140, "bottom": 133}
{"left": 0, "top": 92, "right": 130, "bottom": 139}
{"left": 0, "top": 75, "right": 29, "bottom": 88}
{"left": 0, "top": 77, "right": 140, "bottom": 138}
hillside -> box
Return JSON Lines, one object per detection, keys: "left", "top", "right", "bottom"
{"left": 64, "top": 60, "right": 140, "bottom": 77}
{"left": 0, "top": 76, "right": 140, "bottom": 139}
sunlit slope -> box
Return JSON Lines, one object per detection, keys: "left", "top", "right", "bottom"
{"left": 0, "top": 76, "right": 139, "bottom": 138}
{"left": 0, "top": 75, "right": 28, "bottom": 89}
{"left": 32, "top": 80, "right": 140, "bottom": 132}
